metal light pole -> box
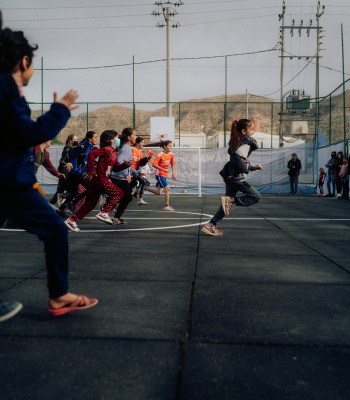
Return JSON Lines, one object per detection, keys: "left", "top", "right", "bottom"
{"left": 152, "top": 1, "right": 183, "bottom": 117}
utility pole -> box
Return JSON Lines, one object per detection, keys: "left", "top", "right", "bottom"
{"left": 315, "top": 1, "right": 325, "bottom": 138}
{"left": 278, "top": 1, "right": 286, "bottom": 147}
{"left": 152, "top": 1, "right": 183, "bottom": 117}
{"left": 278, "top": 1, "right": 324, "bottom": 144}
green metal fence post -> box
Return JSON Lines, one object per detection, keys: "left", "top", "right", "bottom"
{"left": 178, "top": 102, "right": 181, "bottom": 147}
{"left": 223, "top": 56, "right": 228, "bottom": 147}
{"left": 329, "top": 94, "right": 332, "bottom": 144}
{"left": 132, "top": 55, "right": 136, "bottom": 129}
{"left": 41, "top": 57, "right": 44, "bottom": 115}
{"left": 341, "top": 24, "right": 347, "bottom": 154}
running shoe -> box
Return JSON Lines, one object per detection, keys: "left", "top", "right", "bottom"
{"left": 0, "top": 301, "right": 23, "bottom": 322}
{"left": 221, "top": 196, "right": 233, "bottom": 216}
{"left": 138, "top": 198, "right": 148, "bottom": 205}
{"left": 202, "top": 223, "right": 223, "bottom": 236}
{"left": 57, "top": 193, "right": 66, "bottom": 208}
{"left": 112, "top": 218, "right": 127, "bottom": 225}
{"left": 96, "top": 212, "right": 113, "bottom": 224}
{"left": 65, "top": 218, "right": 80, "bottom": 232}
{"left": 164, "top": 205, "right": 175, "bottom": 211}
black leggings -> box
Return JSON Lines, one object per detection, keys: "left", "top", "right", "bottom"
{"left": 110, "top": 178, "right": 137, "bottom": 219}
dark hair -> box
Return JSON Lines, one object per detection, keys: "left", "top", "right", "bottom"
{"left": 135, "top": 136, "right": 144, "bottom": 144}
{"left": 161, "top": 140, "right": 172, "bottom": 149}
{"left": 99, "top": 130, "right": 117, "bottom": 148}
{"left": 228, "top": 119, "right": 252, "bottom": 150}
{"left": 120, "top": 127, "right": 135, "bottom": 144}
{"left": 65, "top": 134, "right": 76, "bottom": 145}
{"left": 0, "top": 27, "right": 38, "bottom": 73}
{"left": 84, "top": 130, "right": 96, "bottom": 141}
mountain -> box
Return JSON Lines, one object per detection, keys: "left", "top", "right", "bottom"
{"left": 32, "top": 91, "right": 348, "bottom": 144}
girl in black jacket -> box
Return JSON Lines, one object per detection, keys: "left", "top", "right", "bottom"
{"left": 202, "top": 118, "right": 263, "bottom": 236}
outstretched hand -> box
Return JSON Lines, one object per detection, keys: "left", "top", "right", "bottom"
{"left": 54, "top": 90, "right": 79, "bottom": 111}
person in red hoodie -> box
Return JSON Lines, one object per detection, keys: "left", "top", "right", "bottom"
{"left": 65, "top": 130, "right": 129, "bottom": 232}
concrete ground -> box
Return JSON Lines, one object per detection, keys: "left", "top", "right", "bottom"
{"left": 1, "top": 194, "right": 350, "bottom": 400}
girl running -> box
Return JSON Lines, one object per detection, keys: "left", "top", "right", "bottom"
{"left": 65, "top": 130, "right": 128, "bottom": 232}
{"left": 202, "top": 118, "right": 263, "bottom": 236}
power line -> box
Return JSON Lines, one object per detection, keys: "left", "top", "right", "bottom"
{"left": 36, "top": 46, "right": 278, "bottom": 71}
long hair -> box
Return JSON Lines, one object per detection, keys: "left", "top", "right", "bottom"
{"left": 99, "top": 130, "right": 117, "bottom": 148}
{"left": 228, "top": 119, "right": 252, "bottom": 150}
{"left": 0, "top": 27, "right": 38, "bottom": 73}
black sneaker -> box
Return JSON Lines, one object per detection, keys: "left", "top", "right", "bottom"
{"left": 112, "top": 218, "right": 127, "bottom": 225}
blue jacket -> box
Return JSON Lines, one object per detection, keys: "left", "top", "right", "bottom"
{"left": 67, "top": 139, "right": 94, "bottom": 175}
{"left": 0, "top": 73, "right": 70, "bottom": 189}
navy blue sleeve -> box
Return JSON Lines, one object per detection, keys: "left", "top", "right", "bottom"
{"left": 1, "top": 73, "right": 71, "bottom": 147}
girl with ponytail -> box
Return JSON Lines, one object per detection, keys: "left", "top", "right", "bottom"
{"left": 202, "top": 118, "right": 263, "bottom": 236}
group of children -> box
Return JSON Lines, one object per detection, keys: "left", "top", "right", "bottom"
{"left": 0, "top": 19, "right": 263, "bottom": 322}
{"left": 49, "top": 128, "right": 176, "bottom": 232}
{"left": 318, "top": 151, "right": 349, "bottom": 199}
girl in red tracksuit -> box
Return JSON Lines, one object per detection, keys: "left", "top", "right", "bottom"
{"left": 65, "top": 130, "right": 127, "bottom": 232}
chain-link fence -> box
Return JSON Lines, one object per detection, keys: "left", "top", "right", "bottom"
{"left": 319, "top": 77, "right": 350, "bottom": 146}
{"left": 29, "top": 78, "right": 349, "bottom": 150}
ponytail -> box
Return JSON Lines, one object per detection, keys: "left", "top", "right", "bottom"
{"left": 228, "top": 118, "right": 252, "bottom": 150}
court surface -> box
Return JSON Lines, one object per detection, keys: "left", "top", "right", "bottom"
{"left": 1, "top": 194, "right": 350, "bottom": 400}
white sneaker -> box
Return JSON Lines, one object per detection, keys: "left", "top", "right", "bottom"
{"left": 202, "top": 223, "right": 223, "bottom": 236}
{"left": 57, "top": 193, "right": 65, "bottom": 208}
{"left": 221, "top": 196, "right": 233, "bottom": 216}
{"left": 65, "top": 218, "right": 80, "bottom": 232}
{"left": 138, "top": 198, "right": 148, "bottom": 205}
{"left": 164, "top": 205, "right": 174, "bottom": 211}
{"left": 96, "top": 212, "right": 113, "bottom": 224}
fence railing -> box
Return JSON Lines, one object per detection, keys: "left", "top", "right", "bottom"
{"left": 29, "top": 79, "right": 349, "bottom": 150}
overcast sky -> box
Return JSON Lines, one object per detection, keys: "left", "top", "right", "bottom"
{"left": 1, "top": 0, "right": 349, "bottom": 105}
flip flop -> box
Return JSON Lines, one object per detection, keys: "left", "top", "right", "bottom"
{"left": 48, "top": 295, "right": 98, "bottom": 316}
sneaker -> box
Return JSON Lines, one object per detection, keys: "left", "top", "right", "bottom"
{"left": 65, "top": 218, "right": 80, "bottom": 232}
{"left": 221, "top": 196, "right": 233, "bottom": 216}
{"left": 0, "top": 301, "right": 23, "bottom": 323}
{"left": 138, "top": 198, "right": 148, "bottom": 205}
{"left": 57, "top": 193, "right": 66, "bottom": 208}
{"left": 96, "top": 211, "right": 113, "bottom": 224}
{"left": 132, "top": 191, "right": 138, "bottom": 199}
{"left": 202, "top": 223, "right": 223, "bottom": 236}
{"left": 112, "top": 217, "right": 127, "bottom": 225}
{"left": 164, "top": 205, "right": 175, "bottom": 211}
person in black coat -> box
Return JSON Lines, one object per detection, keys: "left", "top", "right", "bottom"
{"left": 287, "top": 153, "right": 302, "bottom": 194}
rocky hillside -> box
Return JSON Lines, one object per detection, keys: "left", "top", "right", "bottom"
{"left": 32, "top": 91, "right": 349, "bottom": 144}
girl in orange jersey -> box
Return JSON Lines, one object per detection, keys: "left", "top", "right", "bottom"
{"left": 149, "top": 140, "right": 176, "bottom": 211}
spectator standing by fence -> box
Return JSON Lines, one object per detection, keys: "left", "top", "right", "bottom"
{"left": 287, "top": 153, "right": 302, "bottom": 194}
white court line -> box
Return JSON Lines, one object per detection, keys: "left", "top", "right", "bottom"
{"left": 225, "top": 218, "right": 350, "bottom": 221}
{"left": 2, "top": 213, "right": 350, "bottom": 233}
{"left": 0, "top": 210, "right": 213, "bottom": 233}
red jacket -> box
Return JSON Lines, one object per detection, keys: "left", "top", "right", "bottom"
{"left": 87, "top": 146, "right": 128, "bottom": 185}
